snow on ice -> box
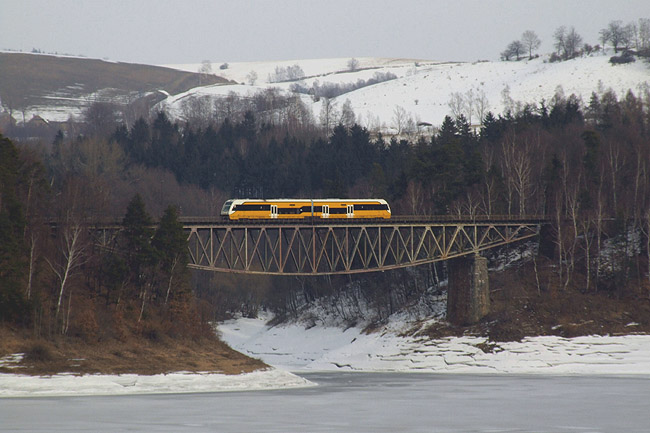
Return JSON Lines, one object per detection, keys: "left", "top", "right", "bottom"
{"left": 0, "top": 367, "right": 314, "bottom": 398}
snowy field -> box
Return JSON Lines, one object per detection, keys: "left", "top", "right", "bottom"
{"left": 160, "top": 53, "right": 650, "bottom": 131}
{"left": 7, "top": 52, "right": 648, "bottom": 130}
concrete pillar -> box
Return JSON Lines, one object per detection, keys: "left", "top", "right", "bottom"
{"left": 447, "top": 255, "right": 489, "bottom": 325}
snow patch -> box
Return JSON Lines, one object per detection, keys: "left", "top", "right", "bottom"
{"left": 0, "top": 368, "right": 314, "bottom": 398}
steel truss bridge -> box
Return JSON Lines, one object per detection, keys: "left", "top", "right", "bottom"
{"left": 181, "top": 217, "right": 542, "bottom": 275}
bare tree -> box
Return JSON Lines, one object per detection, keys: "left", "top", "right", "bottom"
{"left": 566, "top": 182, "right": 584, "bottom": 290}
{"left": 463, "top": 88, "right": 475, "bottom": 125}
{"left": 480, "top": 146, "right": 498, "bottom": 216}
{"left": 564, "top": 27, "right": 583, "bottom": 59}
{"left": 46, "top": 220, "right": 87, "bottom": 333}
{"left": 198, "top": 60, "right": 213, "bottom": 85}
{"left": 392, "top": 105, "right": 407, "bottom": 134}
{"left": 347, "top": 58, "right": 360, "bottom": 71}
{"left": 501, "top": 85, "right": 515, "bottom": 115}
{"left": 199, "top": 59, "right": 212, "bottom": 75}
{"left": 505, "top": 134, "right": 534, "bottom": 216}
{"left": 501, "top": 40, "right": 525, "bottom": 60}
{"left": 594, "top": 179, "right": 606, "bottom": 291}
{"left": 521, "top": 30, "right": 541, "bottom": 58}
{"left": 181, "top": 96, "right": 214, "bottom": 127}
{"left": 602, "top": 21, "right": 631, "bottom": 53}
{"left": 83, "top": 101, "right": 118, "bottom": 137}
{"left": 625, "top": 22, "right": 636, "bottom": 51}
{"left": 639, "top": 18, "right": 650, "bottom": 51}
{"left": 474, "top": 88, "right": 489, "bottom": 124}
{"left": 339, "top": 99, "right": 356, "bottom": 128}
{"left": 553, "top": 26, "right": 567, "bottom": 56}
{"left": 405, "top": 180, "right": 425, "bottom": 215}
{"left": 447, "top": 92, "right": 464, "bottom": 119}
{"left": 606, "top": 138, "right": 624, "bottom": 211}
{"left": 246, "top": 70, "right": 258, "bottom": 86}
{"left": 319, "top": 97, "right": 338, "bottom": 137}
{"left": 500, "top": 134, "right": 516, "bottom": 215}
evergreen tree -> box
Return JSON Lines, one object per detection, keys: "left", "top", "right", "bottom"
{"left": 129, "top": 117, "right": 151, "bottom": 163}
{"left": 152, "top": 205, "right": 189, "bottom": 304}
{"left": 121, "top": 194, "right": 156, "bottom": 294}
{"left": 438, "top": 115, "right": 458, "bottom": 141}
{"left": 480, "top": 111, "right": 504, "bottom": 142}
{"left": 0, "top": 135, "right": 30, "bottom": 324}
{"left": 582, "top": 130, "right": 601, "bottom": 186}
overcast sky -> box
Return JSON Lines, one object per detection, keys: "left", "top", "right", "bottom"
{"left": 2, "top": 0, "right": 650, "bottom": 65}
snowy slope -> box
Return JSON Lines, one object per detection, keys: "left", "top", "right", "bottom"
{"left": 218, "top": 313, "right": 650, "bottom": 375}
{"left": 6, "top": 53, "right": 648, "bottom": 130}
{"left": 161, "top": 54, "right": 650, "bottom": 130}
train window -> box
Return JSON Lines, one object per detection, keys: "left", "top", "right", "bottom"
{"left": 234, "top": 204, "right": 271, "bottom": 211}
{"left": 220, "top": 200, "right": 234, "bottom": 215}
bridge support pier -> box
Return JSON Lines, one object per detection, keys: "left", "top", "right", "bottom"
{"left": 447, "top": 255, "right": 489, "bottom": 325}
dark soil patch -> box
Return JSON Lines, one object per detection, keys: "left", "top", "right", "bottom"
{"left": 421, "top": 262, "right": 650, "bottom": 342}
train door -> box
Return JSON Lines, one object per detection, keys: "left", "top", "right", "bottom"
{"left": 346, "top": 205, "right": 354, "bottom": 218}
{"left": 270, "top": 205, "right": 278, "bottom": 219}
{"left": 322, "top": 205, "right": 330, "bottom": 218}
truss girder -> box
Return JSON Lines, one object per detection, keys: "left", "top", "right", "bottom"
{"left": 185, "top": 222, "right": 539, "bottom": 275}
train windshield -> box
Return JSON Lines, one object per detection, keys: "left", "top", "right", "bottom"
{"left": 220, "top": 200, "right": 234, "bottom": 215}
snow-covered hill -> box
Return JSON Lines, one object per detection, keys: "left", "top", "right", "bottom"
{"left": 3, "top": 52, "right": 648, "bottom": 132}
{"left": 161, "top": 53, "right": 650, "bottom": 132}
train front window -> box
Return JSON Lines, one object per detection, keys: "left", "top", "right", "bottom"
{"left": 220, "top": 200, "right": 234, "bottom": 215}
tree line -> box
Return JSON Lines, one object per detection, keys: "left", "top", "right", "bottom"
{"left": 502, "top": 19, "right": 650, "bottom": 62}
{"left": 2, "top": 75, "right": 650, "bottom": 328}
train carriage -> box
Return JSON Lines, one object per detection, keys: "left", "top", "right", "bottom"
{"left": 220, "top": 198, "right": 391, "bottom": 220}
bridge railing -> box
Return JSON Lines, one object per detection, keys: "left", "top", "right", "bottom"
{"left": 178, "top": 214, "right": 550, "bottom": 225}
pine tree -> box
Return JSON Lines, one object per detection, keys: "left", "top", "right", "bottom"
{"left": 0, "top": 135, "right": 30, "bottom": 324}
{"left": 121, "top": 194, "right": 156, "bottom": 297}
{"left": 152, "top": 205, "right": 189, "bottom": 304}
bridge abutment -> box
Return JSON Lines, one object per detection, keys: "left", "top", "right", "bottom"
{"left": 447, "top": 255, "right": 489, "bottom": 325}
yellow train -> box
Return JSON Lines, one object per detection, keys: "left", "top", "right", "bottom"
{"left": 220, "top": 199, "right": 391, "bottom": 220}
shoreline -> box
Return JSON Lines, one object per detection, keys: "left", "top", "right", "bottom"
{"left": 2, "top": 315, "right": 650, "bottom": 398}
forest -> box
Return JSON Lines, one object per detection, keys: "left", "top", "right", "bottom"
{"left": 1, "top": 79, "right": 650, "bottom": 343}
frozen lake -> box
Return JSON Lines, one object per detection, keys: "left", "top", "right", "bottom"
{"left": 2, "top": 373, "right": 648, "bottom": 432}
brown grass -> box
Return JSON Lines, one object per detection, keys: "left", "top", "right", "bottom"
{"left": 0, "top": 327, "right": 266, "bottom": 376}
{"left": 0, "top": 52, "right": 231, "bottom": 112}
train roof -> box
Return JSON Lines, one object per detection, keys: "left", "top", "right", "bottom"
{"left": 227, "top": 198, "right": 388, "bottom": 203}
{"left": 228, "top": 198, "right": 386, "bottom": 202}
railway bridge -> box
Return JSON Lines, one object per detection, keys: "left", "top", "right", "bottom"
{"left": 180, "top": 216, "right": 544, "bottom": 325}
